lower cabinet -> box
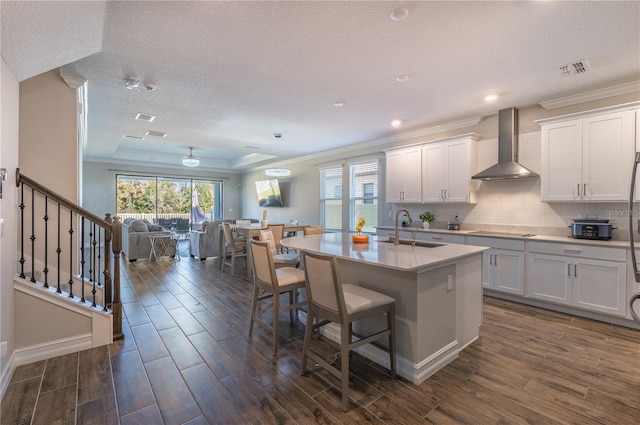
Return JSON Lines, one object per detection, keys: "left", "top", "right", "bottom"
{"left": 482, "top": 249, "right": 525, "bottom": 295}
{"left": 468, "top": 236, "right": 524, "bottom": 295}
{"left": 527, "top": 243, "right": 627, "bottom": 317}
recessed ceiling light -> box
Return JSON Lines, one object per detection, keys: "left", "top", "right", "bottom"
{"left": 334, "top": 101, "right": 345, "bottom": 107}
{"left": 391, "top": 119, "right": 402, "bottom": 127}
{"left": 484, "top": 94, "right": 498, "bottom": 102}
{"left": 390, "top": 7, "right": 409, "bottom": 21}
{"left": 396, "top": 75, "right": 409, "bottom": 82}
{"left": 125, "top": 78, "right": 139, "bottom": 89}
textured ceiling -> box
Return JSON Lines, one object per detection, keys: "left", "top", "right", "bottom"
{"left": 2, "top": 1, "right": 639, "bottom": 172}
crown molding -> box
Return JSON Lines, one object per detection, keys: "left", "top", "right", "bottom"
{"left": 59, "top": 71, "right": 87, "bottom": 89}
{"left": 539, "top": 80, "right": 640, "bottom": 110}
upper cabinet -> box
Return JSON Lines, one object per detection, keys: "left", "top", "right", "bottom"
{"left": 385, "top": 146, "right": 423, "bottom": 203}
{"left": 539, "top": 103, "right": 638, "bottom": 202}
{"left": 385, "top": 134, "right": 479, "bottom": 204}
{"left": 422, "top": 137, "right": 478, "bottom": 203}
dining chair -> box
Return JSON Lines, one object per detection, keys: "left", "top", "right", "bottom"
{"left": 248, "top": 240, "right": 307, "bottom": 357}
{"left": 300, "top": 249, "right": 396, "bottom": 411}
{"left": 221, "top": 223, "right": 247, "bottom": 276}
{"left": 259, "top": 230, "right": 300, "bottom": 268}
{"left": 303, "top": 226, "right": 324, "bottom": 236}
{"left": 266, "top": 224, "right": 285, "bottom": 253}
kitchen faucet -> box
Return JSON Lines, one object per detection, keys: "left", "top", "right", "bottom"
{"left": 394, "top": 208, "right": 413, "bottom": 246}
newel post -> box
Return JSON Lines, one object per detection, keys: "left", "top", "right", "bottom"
{"left": 108, "top": 214, "right": 124, "bottom": 340}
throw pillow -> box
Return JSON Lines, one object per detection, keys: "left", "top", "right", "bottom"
{"left": 130, "top": 220, "right": 149, "bottom": 232}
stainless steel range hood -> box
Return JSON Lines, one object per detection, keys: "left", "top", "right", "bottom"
{"left": 471, "top": 107, "right": 538, "bottom": 181}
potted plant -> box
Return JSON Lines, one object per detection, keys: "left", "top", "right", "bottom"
{"left": 419, "top": 211, "right": 435, "bottom": 229}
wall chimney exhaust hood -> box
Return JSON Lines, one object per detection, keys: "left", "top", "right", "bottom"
{"left": 471, "top": 107, "right": 538, "bottom": 181}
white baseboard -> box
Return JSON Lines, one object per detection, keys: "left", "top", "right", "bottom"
{"left": 0, "top": 351, "right": 17, "bottom": 400}
{"left": 13, "top": 334, "right": 94, "bottom": 367}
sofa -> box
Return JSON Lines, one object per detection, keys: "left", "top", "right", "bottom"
{"left": 121, "top": 218, "right": 172, "bottom": 262}
{"left": 189, "top": 220, "right": 221, "bottom": 260}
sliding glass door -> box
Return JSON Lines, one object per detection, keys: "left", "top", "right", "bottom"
{"left": 116, "top": 175, "right": 222, "bottom": 229}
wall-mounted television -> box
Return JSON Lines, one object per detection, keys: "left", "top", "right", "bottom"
{"left": 255, "top": 179, "right": 284, "bottom": 207}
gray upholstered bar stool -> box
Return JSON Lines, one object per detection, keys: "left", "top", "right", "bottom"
{"left": 248, "top": 240, "right": 307, "bottom": 357}
{"left": 300, "top": 249, "right": 396, "bottom": 411}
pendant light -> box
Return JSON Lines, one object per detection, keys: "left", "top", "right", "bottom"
{"left": 182, "top": 147, "right": 200, "bottom": 168}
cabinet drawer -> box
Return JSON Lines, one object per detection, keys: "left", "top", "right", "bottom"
{"left": 528, "top": 241, "right": 625, "bottom": 262}
{"left": 418, "top": 232, "right": 466, "bottom": 244}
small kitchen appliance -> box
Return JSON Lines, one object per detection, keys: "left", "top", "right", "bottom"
{"left": 569, "top": 218, "right": 614, "bottom": 240}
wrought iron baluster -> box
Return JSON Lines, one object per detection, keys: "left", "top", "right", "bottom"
{"left": 56, "top": 202, "right": 61, "bottom": 293}
{"left": 68, "top": 210, "right": 74, "bottom": 298}
{"left": 30, "top": 188, "right": 36, "bottom": 282}
{"left": 43, "top": 196, "right": 49, "bottom": 288}
{"left": 80, "top": 217, "right": 86, "bottom": 303}
{"left": 18, "top": 183, "right": 25, "bottom": 279}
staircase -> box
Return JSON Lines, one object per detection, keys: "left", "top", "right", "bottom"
{"left": 12, "top": 168, "right": 122, "bottom": 364}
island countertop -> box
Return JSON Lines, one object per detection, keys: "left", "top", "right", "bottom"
{"left": 281, "top": 232, "right": 487, "bottom": 272}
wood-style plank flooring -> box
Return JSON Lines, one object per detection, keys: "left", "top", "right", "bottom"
{"left": 2, "top": 243, "right": 639, "bottom": 424}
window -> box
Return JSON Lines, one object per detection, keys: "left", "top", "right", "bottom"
{"left": 116, "top": 175, "right": 222, "bottom": 228}
{"left": 350, "top": 160, "right": 378, "bottom": 233}
{"left": 320, "top": 166, "right": 343, "bottom": 231}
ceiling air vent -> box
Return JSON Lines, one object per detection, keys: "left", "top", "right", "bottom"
{"left": 135, "top": 112, "right": 156, "bottom": 122}
{"left": 558, "top": 59, "right": 590, "bottom": 77}
{"left": 145, "top": 130, "right": 167, "bottom": 138}
{"left": 123, "top": 135, "right": 144, "bottom": 140}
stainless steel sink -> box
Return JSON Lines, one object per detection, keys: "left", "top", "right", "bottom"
{"left": 380, "top": 238, "right": 444, "bottom": 248}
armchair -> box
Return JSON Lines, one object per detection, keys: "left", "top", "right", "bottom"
{"left": 189, "top": 220, "right": 221, "bottom": 261}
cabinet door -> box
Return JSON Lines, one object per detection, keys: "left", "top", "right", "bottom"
{"left": 573, "top": 258, "right": 626, "bottom": 317}
{"left": 422, "top": 144, "right": 446, "bottom": 202}
{"left": 541, "top": 120, "right": 583, "bottom": 201}
{"left": 386, "top": 147, "right": 422, "bottom": 203}
{"left": 582, "top": 111, "right": 635, "bottom": 201}
{"left": 481, "top": 250, "right": 493, "bottom": 289}
{"left": 527, "top": 253, "right": 572, "bottom": 305}
{"left": 446, "top": 140, "right": 471, "bottom": 202}
{"left": 493, "top": 249, "right": 525, "bottom": 295}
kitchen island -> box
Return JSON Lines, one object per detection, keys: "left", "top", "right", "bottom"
{"left": 281, "top": 232, "right": 488, "bottom": 384}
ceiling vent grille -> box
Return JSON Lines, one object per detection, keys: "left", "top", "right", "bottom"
{"left": 559, "top": 60, "right": 590, "bottom": 77}
{"left": 135, "top": 112, "right": 156, "bottom": 122}
{"left": 124, "top": 135, "right": 144, "bottom": 140}
{"left": 145, "top": 130, "right": 167, "bottom": 138}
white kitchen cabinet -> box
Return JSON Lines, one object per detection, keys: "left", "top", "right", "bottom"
{"left": 527, "top": 242, "right": 627, "bottom": 317}
{"left": 540, "top": 106, "right": 636, "bottom": 202}
{"left": 385, "top": 146, "right": 422, "bottom": 203}
{"left": 468, "top": 236, "right": 524, "bottom": 295}
{"left": 422, "top": 136, "right": 478, "bottom": 203}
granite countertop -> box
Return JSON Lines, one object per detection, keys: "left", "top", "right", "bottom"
{"left": 375, "top": 226, "right": 631, "bottom": 249}
{"left": 281, "top": 232, "right": 487, "bottom": 272}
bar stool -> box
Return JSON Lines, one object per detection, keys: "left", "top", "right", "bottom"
{"left": 221, "top": 223, "right": 247, "bottom": 276}
{"left": 259, "top": 230, "right": 300, "bottom": 268}
{"left": 248, "top": 240, "right": 307, "bottom": 357}
{"left": 300, "top": 249, "right": 396, "bottom": 411}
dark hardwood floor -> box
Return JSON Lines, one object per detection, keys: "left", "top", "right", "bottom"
{"left": 2, "top": 243, "right": 639, "bottom": 424}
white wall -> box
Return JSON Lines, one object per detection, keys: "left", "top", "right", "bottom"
{"left": 18, "top": 69, "right": 78, "bottom": 201}
{"left": 82, "top": 161, "right": 244, "bottom": 221}
{"left": 0, "top": 58, "right": 20, "bottom": 393}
